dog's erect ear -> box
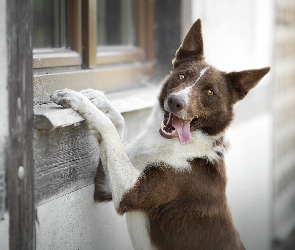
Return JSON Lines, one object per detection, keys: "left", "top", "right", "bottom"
{"left": 173, "top": 19, "right": 204, "bottom": 67}
{"left": 227, "top": 67, "right": 270, "bottom": 103}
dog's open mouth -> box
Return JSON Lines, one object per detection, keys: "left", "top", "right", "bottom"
{"left": 159, "top": 111, "right": 202, "bottom": 145}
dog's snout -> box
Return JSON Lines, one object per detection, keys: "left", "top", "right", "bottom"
{"left": 167, "top": 95, "right": 186, "bottom": 113}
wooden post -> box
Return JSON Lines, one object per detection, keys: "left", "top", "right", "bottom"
{"left": 6, "top": 0, "right": 35, "bottom": 249}
{"left": 67, "top": 0, "right": 83, "bottom": 56}
{"left": 82, "top": 0, "right": 97, "bottom": 68}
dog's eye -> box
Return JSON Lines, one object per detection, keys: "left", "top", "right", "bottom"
{"left": 206, "top": 89, "right": 214, "bottom": 96}
{"left": 179, "top": 74, "right": 185, "bottom": 80}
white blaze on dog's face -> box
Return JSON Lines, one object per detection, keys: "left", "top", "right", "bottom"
{"left": 158, "top": 19, "right": 270, "bottom": 144}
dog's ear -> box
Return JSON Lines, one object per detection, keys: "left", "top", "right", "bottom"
{"left": 173, "top": 19, "right": 204, "bottom": 68}
{"left": 227, "top": 67, "right": 270, "bottom": 103}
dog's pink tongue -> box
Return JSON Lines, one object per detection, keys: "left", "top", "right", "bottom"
{"left": 172, "top": 116, "right": 192, "bottom": 144}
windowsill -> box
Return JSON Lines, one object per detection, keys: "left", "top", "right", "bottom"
{"left": 34, "top": 85, "right": 160, "bottom": 129}
{"left": 33, "top": 61, "right": 154, "bottom": 102}
{"left": 33, "top": 48, "right": 82, "bottom": 69}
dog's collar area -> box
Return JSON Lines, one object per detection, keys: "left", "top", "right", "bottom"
{"left": 159, "top": 111, "right": 203, "bottom": 144}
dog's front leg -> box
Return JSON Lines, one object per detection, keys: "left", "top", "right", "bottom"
{"left": 79, "top": 89, "right": 124, "bottom": 140}
{"left": 51, "top": 89, "right": 140, "bottom": 209}
{"left": 79, "top": 89, "right": 125, "bottom": 201}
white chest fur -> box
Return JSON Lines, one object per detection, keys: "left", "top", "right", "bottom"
{"left": 125, "top": 104, "right": 226, "bottom": 173}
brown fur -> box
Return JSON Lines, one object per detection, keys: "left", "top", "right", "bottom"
{"left": 173, "top": 20, "right": 205, "bottom": 66}
{"left": 119, "top": 159, "right": 244, "bottom": 249}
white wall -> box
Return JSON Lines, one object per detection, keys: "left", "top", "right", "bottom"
{"left": 0, "top": 214, "right": 9, "bottom": 250}
{"left": 191, "top": 0, "right": 273, "bottom": 70}
{"left": 36, "top": 185, "right": 133, "bottom": 250}
{"left": 0, "top": 0, "right": 9, "bottom": 249}
{"left": 226, "top": 115, "right": 272, "bottom": 250}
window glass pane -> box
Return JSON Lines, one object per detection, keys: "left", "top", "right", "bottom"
{"left": 33, "top": 0, "right": 66, "bottom": 48}
{"left": 97, "top": 0, "right": 135, "bottom": 46}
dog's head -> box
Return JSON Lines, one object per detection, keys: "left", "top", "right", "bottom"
{"left": 159, "top": 19, "right": 270, "bottom": 144}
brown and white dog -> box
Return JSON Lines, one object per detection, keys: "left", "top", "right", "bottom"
{"left": 51, "top": 19, "right": 270, "bottom": 250}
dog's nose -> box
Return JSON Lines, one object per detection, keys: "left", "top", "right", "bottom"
{"left": 167, "top": 95, "right": 186, "bottom": 113}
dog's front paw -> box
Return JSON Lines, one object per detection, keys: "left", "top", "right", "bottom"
{"left": 80, "top": 89, "right": 125, "bottom": 139}
{"left": 80, "top": 89, "right": 111, "bottom": 114}
{"left": 51, "top": 89, "right": 88, "bottom": 112}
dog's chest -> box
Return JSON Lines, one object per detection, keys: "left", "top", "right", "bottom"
{"left": 125, "top": 104, "right": 226, "bottom": 172}
{"left": 125, "top": 125, "right": 225, "bottom": 173}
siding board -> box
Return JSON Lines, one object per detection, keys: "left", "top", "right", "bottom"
{"left": 35, "top": 121, "right": 99, "bottom": 204}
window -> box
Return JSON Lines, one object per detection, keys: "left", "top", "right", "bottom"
{"left": 97, "top": 0, "right": 135, "bottom": 46}
{"left": 33, "top": 0, "right": 155, "bottom": 102}
{"left": 33, "top": 0, "right": 67, "bottom": 48}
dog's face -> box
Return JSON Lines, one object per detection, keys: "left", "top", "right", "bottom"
{"left": 159, "top": 19, "right": 270, "bottom": 144}
{"left": 159, "top": 61, "right": 233, "bottom": 143}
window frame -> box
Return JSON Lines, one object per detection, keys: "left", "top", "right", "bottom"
{"left": 33, "top": 0, "right": 155, "bottom": 102}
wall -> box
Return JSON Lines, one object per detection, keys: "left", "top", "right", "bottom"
{"left": 272, "top": 0, "right": 295, "bottom": 246}
{"left": 189, "top": 0, "right": 274, "bottom": 249}
{"left": 227, "top": 114, "right": 272, "bottom": 250}
{"left": 36, "top": 185, "right": 133, "bottom": 250}
{"left": 192, "top": 0, "right": 273, "bottom": 70}
{"left": 0, "top": 0, "right": 9, "bottom": 249}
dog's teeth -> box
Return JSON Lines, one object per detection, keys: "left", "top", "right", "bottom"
{"left": 161, "top": 122, "right": 166, "bottom": 129}
{"left": 160, "top": 128, "right": 176, "bottom": 136}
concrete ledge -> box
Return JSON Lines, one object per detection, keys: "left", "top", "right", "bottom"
{"left": 34, "top": 85, "right": 160, "bottom": 129}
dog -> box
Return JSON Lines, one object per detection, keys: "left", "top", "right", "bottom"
{"left": 51, "top": 19, "right": 270, "bottom": 250}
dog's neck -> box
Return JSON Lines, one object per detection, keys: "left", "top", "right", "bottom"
{"left": 126, "top": 103, "right": 228, "bottom": 172}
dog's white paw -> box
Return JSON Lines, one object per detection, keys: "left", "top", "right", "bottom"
{"left": 80, "top": 89, "right": 125, "bottom": 138}
{"left": 80, "top": 89, "right": 111, "bottom": 114}
{"left": 51, "top": 89, "right": 88, "bottom": 112}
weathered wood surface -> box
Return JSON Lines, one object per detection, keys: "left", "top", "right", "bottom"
{"left": 6, "top": 0, "right": 35, "bottom": 249}
{"left": 35, "top": 120, "right": 100, "bottom": 204}
{"left": 34, "top": 102, "right": 84, "bottom": 129}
